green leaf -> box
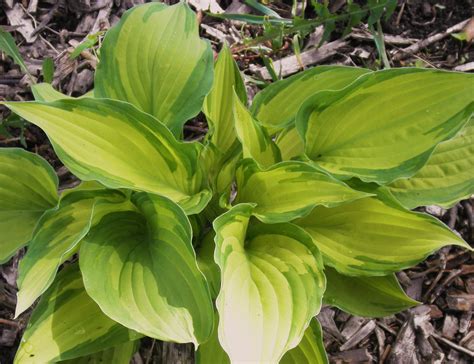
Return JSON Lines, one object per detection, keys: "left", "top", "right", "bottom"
{"left": 3, "top": 98, "right": 211, "bottom": 214}
{"left": 196, "top": 232, "right": 221, "bottom": 300}
{"left": 61, "top": 341, "right": 138, "bottom": 364}
{"left": 14, "top": 264, "right": 140, "bottom": 364}
{"left": 296, "top": 69, "right": 474, "bottom": 184}
{"left": 0, "top": 27, "right": 31, "bottom": 78}
{"left": 295, "top": 197, "right": 471, "bottom": 276}
{"left": 95, "top": 2, "right": 213, "bottom": 135}
{"left": 251, "top": 66, "right": 371, "bottom": 131}
{"left": 213, "top": 204, "right": 326, "bottom": 363}
{"left": 196, "top": 312, "right": 230, "bottom": 364}
{"left": 388, "top": 117, "right": 474, "bottom": 209}
{"left": 233, "top": 91, "right": 281, "bottom": 168}
{"left": 204, "top": 44, "right": 247, "bottom": 154}
{"left": 323, "top": 267, "right": 418, "bottom": 317}
{"left": 235, "top": 159, "right": 370, "bottom": 223}
{"left": 70, "top": 33, "right": 101, "bottom": 60}
{"left": 0, "top": 148, "right": 58, "bottom": 263}
{"left": 15, "top": 189, "right": 133, "bottom": 318}
{"left": 80, "top": 193, "right": 214, "bottom": 346}
{"left": 280, "top": 319, "right": 328, "bottom": 364}
{"left": 275, "top": 125, "right": 305, "bottom": 161}
{"left": 42, "top": 58, "right": 54, "bottom": 83}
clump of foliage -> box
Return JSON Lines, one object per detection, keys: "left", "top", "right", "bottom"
{"left": 0, "top": 2, "right": 473, "bottom": 363}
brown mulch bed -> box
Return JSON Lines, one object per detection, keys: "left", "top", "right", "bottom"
{"left": 1, "top": 0, "right": 473, "bottom": 363}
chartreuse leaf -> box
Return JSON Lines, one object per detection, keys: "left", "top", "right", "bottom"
{"left": 323, "top": 267, "right": 418, "bottom": 317}
{"left": 235, "top": 159, "right": 370, "bottom": 223}
{"left": 95, "top": 2, "right": 213, "bottom": 135}
{"left": 388, "top": 117, "right": 474, "bottom": 209}
{"left": 0, "top": 148, "right": 58, "bottom": 263}
{"left": 80, "top": 193, "right": 214, "bottom": 346}
{"left": 62, "top": 341, "right": 138, "bottom": 364}
{"left": 0, "top": 27, "right": 32, "bottom": 78}
{"left": 280, "top": 319, "right": 328, "bottom": 364}
{"left": 233, "top": 91, "right": 281, "bottom": 168}
{"left": 31, "top": 83, "right": 72, "bottom": 102}
{"left": 295, "top": 197, "right": 471, "bottom": 276}
{"left": 3, "top": 98, "right": 211, "bottom": 214}
{"left": 204, "top": 44, "right": 247, "bottom": 154}
{"left": 251, "top": 66, "right": 371, "bottom": 131}
{"left": 213, "top": 204, "right": 326, "bottom": 363}
{"left": 15, "top": 189, "right": 134, "bottom": 318}
{"left": 297, "top": 69, "right": 474, "bottom": 184}
{"left": 275, "top": 126, "right": 305, "bottom": 161}
{"left": 15, "top": 264, "right": 140, "bottom": 364}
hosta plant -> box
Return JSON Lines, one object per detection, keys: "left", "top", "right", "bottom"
{"left": 1, "top": 2, "right": 473, "bottom": 364}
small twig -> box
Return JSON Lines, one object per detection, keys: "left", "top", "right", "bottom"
{"left": 145, "top": 339, "right": 156, "bottom": 364}
{"left": 432, "top": 332, "right": 474, "bottom": 358}
{"left": 392, "top": 18, "right": 470, "bottom": 60}
{"left": 0, "top": 318, "right": 19, "bottom": 328}
{"left": 376, "top": 321, "right": 398, "bottom": 336}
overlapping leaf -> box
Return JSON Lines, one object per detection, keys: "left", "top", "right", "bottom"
{"left": 275, "top": 126, "right": 305, "bottom": 161}
{"left": 80, "top": 193, "right": 214, "bottom": 346}
{"left": 0, "top": 148, "right": 58, "bottom": 263}
{"left": 323, "top": 267, "right": 417, "bottom": 317}
{"left": 204, "top": 44, "right": 247, "bottom": 154}
{"left": 95, "top": 2, "right": 213, "bottom": 135}
{"left": 295, "top": 197, "right": 470, "bottom": 276}
{"left": 15, "top": 189, "right": 133, "bottom": 317}
{"left": 388, "top": 117, "right": 474, "bottom": 208}
{"left": 251, "top": 66, "right": 371, "bottom": 131}
{"left": 3, "top": 98, "right": 211, "bottom": 214}
{"left": 233, "top": 92, "right": 281, "bottom": 168}
{"left": 296, "top": 69, "right": 474, "bottom": 183}
{"left": 213, "top": 204, "right": 326, "bottom": 363}
{"left": 280, "top": 319, "right": 328, "bottom": 364}
{"left": 62, "top": 341, "right": 138, "bottom": 364}
{"left": 235, "top": 159, "right": 370, "bottom": 223}
{"left": 15, "top": 265, "right": 140, "bottom": 364}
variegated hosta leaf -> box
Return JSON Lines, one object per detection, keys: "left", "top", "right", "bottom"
{"left": 251, "top": 66, "right": 371, "bottom": 131}
{"left": 388, "top": 117, "right": 474, "bottom": 209}
{"left": 280, "top": 319, "right": 328, "bottom": 364}
{"left": 15, "top": 264, "right": 140, "bottom": 364}
{"left": 275, "top": 125, "right": 305, "bottom": 161}
{"left": 235, "top": 159, "right": 370, "bottom": 223}
{"left": 15, "top": 189, "right": 134, "bottom": 318}
{"left": 196, "top": 231, "right": 221, "bottom": 300}
{"left": 295, "top": 197, "right": 471, "bottom": 276}
{"left": 213, "top": 204, "right": 326, "bottom": 363}
{"left": 323, "top": 267, "right": 418, "bottom": 317}
{"left": 31, "top": 83, "right": 72, "bottom": 101}
{"left": 233, "top": 91, "right": 281, "bottom": 168}
{"left": 80, "top": 193, "right": 214, "bottom": 346}
{"left": 204, "top": 44, "right": 247, "bottom": 154}
{"left": 95, "top": 2, "right": 213, "bottom": 135}
{"left": 0, "top": 148, "right": 58, "bottom": 263}
{"left": 296, "top": 69, "right": 474, "bottom": 184}
{"left": 3, "top": 98, "right": 211, "bottom": 214}
{"left": 196, "top": 312, "right": 230, "bottom": 364}
{"left": 61, "top": 341, "right": 138, "bottom": 364}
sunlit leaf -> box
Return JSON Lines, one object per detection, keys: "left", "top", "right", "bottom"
{"left": 95, "top": 2, "right": 213, "bottom": 135}
{"left": 295, "top": 197, "right": 471, "bottom": 276}
{"left": 235, "top": 159, "right": 370, "bottom": 223}
{"left": 0, "top": 148, "right": 58, "bottom": 263}
{"left": 15, "top": 264, "right": 140, "bottom": 364}
{"left": 213, "top": 204, "right": 326, "bottom": 363}
{"left": 296, "top": 69, "right": 474, "bottom": 183}
{"left": 80, "top": 193, "right": 214, "bottom": 346}
{"left": 3, "top": 98, "right": 211, "bottom": 214}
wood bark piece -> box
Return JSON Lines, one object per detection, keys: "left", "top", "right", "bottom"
{"left": 442, "top": 315, "right": 458, "bottom": 339}
{"left": 341, "top": 317, "right": 368, "bottom": 341}
{"left": 318, "top": 308, "right": 344, "bottom": 342}
{"left": 5, "top": 3, "right": 38, "bottom": 43}
{"left": 446, "top": 291, "right": 474, "bottom": 311}
{"left": 332, "top": 348, "right": 373, "bottom": 363}
{"left": 250, "top": 39, "right": 348, "bottom": 80}
{"left": 340, "top": 320, "right": 376, "bottom": 351}
{"left": 392, "top": 18, "right": 471, "bottom": 60}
